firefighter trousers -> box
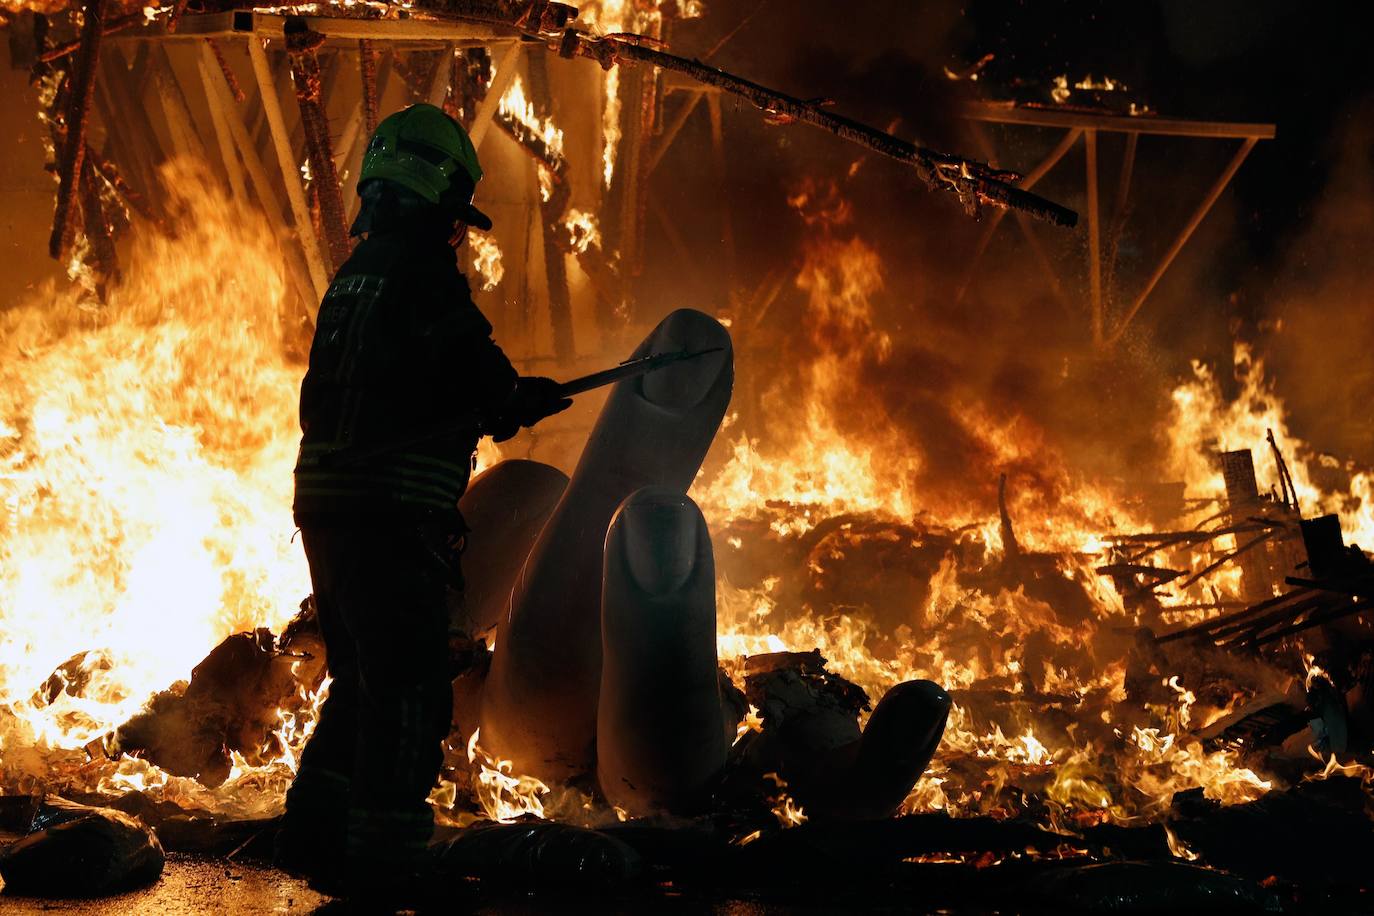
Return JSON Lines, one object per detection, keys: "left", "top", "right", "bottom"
{"left": 282, "top": 523, "right": 454, "bottom": 877}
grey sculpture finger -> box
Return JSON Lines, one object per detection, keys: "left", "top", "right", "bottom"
{"left": 791, "top": 680, "right": 951, "bottom": 820}
{"left": 455, "top": 459, "right": 569, "bottom": 640}
{"left": 597, "top": 488, "right": 726, "bottom": 816}
{"left": 481, "top": 309, "right": 733, "bottom": 781}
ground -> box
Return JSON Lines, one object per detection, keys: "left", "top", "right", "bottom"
{"left": 0, "top": 853, "right": 326, "bottom": 915}
{"left": 0, "top": 846, "right": 844, "bottom": 915}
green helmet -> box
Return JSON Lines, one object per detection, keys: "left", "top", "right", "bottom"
{"left": 358, "top": 103, "right": 492, "bottom": 230}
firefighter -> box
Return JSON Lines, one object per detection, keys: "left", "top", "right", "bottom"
{"left": 274, "top": 103, "right": 570, "bottom": 898}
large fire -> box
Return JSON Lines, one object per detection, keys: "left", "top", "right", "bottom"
{"left": 0, "top": 160, "right": 1369, "bottom": 834}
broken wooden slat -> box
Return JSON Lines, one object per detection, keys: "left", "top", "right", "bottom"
{"left": 469, "top": 41, "right": 522, "bottom": 149}
{"left": 359, "top": 38, "right": 379, "bottom": 135}
{"left": 39, "top": 11, "right": 140, "bottom": 63}
{"left": 197, "top": 41, "right": 247, "bottom": 202}
{"left": 285, "top": 20, "right": 351, "bottom": 272}
{"left": 560, "top": 34, "right": 1077, "bottom": 227}
{"left": 205, "top": 38, "right": 246, "bottom": 103}
{"left": 248, "top": 35, "right": 330, "bottom": 300}
{"left": 85, "top": 143, "right": 160, "bottom": 228}
{"left": 48, "top": 0, "right": 107, "bottom": 260}
{"left": 645, "top": 89, "right": 702, "bottom": 176}
{"left": 1109, "top": 137, "right": 1259, "bottom": 345}
{"left": 526, "top": 47, "right": 573, "bottom": 360}
{"left": 428, "top": 41, "right": 456, "bottom": 107}
{"left": 957, "top": 127, "right": 1081, "bottom": 304}
{"left": 200, "top": 40, "right": 318, "bottom": 324}
{"left": 78, "top": 155, "right": 119, "bottom": 295}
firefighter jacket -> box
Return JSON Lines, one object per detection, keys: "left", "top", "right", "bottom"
{"left": 292, "top": 226, "right": 517, "bottom": 524}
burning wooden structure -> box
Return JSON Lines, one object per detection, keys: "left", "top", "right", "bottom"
{"left": 1, "top": 1, "right": 1373, "bottom": 912}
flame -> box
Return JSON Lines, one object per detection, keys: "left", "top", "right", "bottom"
{"left": 498, "top": 76, "right": 565, "bottom": 164}
{"left": 563, "top": 208, "right": 602, "bottom": 255}
{"left": 465, "top": 727, "right": 550, "bottom": 822}
{"left": 1164, "top": 823, "right": 1200, "bottom": 861}
{"left": 0, "top": 161, "right": 308, "bottom": 780}
{"left": 468, "top": 231, "right": 504, "bottom": 291}
{"left": 762, "top": 772, "right": 808, "bottom": 827}
{"left": 693, "top": 193, "right": 1374, "bottom": 829}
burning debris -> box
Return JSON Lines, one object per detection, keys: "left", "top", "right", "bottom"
{"left": 0, "top": 797, "right": 164, "bottom": 897}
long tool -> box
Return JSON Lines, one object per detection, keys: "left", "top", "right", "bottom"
{"left": 316, "top": 347, "right": 723, "bottom": 467}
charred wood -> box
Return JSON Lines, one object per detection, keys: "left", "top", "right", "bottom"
{"left": 284, "top": 18, "right": 351, "bottom": 273}
{"left": 359, "top": 38, "right": 379, "bottom": 134}
{"left": 37, "top": 11, "right": 141, "bottom": 64}
{"left": 555, "top": 33, "right": 1076, "bottom": 227}
{"left": 204, "top": 37, "right": 244, "bottom": 103}
{"left": 47, "top": 0, "right": 106, "bottom": 261}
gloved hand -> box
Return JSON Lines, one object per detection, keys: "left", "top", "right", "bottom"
{"left": 488, "top": 376, "right": 572, "bottom": 443}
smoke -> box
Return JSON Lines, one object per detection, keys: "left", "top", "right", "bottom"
{"left": 1261, "top": 94, "right": 1374, "bottom": 465}
{"left": 662, "top": 1, "right": 1374, "bottom": 526}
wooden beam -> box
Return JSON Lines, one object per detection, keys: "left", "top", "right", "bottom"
{"left": 95, "top": 50, "right": 158, "bottom": 208}
{"left": 962, "top": 102, "right": 1276, "bottom": 140}
{"left": 49, "top": 0, "right": 107, "bottom": 260}
{"left": 566, "top": 34, "right": 1077, "bottom": 227}
{"left": 197, "top": 41, "right": 247, "bottom": 201}
{"left": 124, "top": 11, "right": 526, "bottom": 43}
{"left": 345, "top": 50, "right": 392, "bottom": 222}
{"left": 149, "top": 44, "right": 207, "bottom": 161}
{"left": 1085, "top": 128, "right": 1102, "bottom": 347}
{"left": 285, "top": 20, "right": 351, "bottom": 273}
{"left": 1103, "top": 131, "right": 1138, "bottom": 297}
{"left": 1109, "top": 136, "right": 1259, "bottom": 345}
{"left": 248, "top": 36, "right": 330, "bottom": 300}
{"left": 706, "top": 92, "right": 735, "bottom": 305}
{"left": 201, "top": 40, "right": 317, "bottom": 324}
{"left": 956, "top": 127, "right": 1081, "bottom": 303}
{"left": 468, "top": 41, "right": 521, "bottom": 149}
{"left": 428, "top": 41, "right": 455, "bottom": 107}
{"left": 965, "top": 121, "right": 1072, "bottom": 307}
{"left": 645, "top": 89, "right": 702, "bottom": 176}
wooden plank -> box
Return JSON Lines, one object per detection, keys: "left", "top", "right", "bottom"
{"left": 123, "top": 11, "right": 524, "bottom": 43}
{"left": 248, "top": 36, "right": 330, "bottom": 300}
{"left": 1085, "top": 128, "right": 1102, "bottom": 347}
{"left": 1109, "top": 136, "right": 1258, "bottom": 345}
{"left": 966, "top": 121, "right": 1069, "bottom": 307}
{"left": 707, "top": 92, "right": 735, "bottom": 305}
{"left": 149, "top": 44, "right": 207, "bottom": 161}
{"left": 646, "top": 89, "right": 702, "bottom": 175}
{"left": 956, "top": 127, "right": 1081, "bottom": 303}
{"left": 49, "top": 0, "right": 107, "bottom": 260}
{"left": 469, "top": 41, "right": 522, "bottom": 149}
{"left": 961, "top": 102, "right": 1276, "bottom": 140}
{"left": 345, "top": 50, "right": 393, "bottom": 222}
{"left": 197, "top": 41, "right": 247, "bottom": 201}
{"left": 95, "top": 50, "right": 157, "bottom": 205}
{"left": 428, "top": 41, "right": 455, "bottom": 107}
{"left": 201, "top": 39, "right": 318, "bottom": 324}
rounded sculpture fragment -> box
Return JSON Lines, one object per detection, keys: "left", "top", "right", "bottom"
{"left": 481, "top": 309, "right": 733, "bottom": 781}
{"left": 598, "top": 487, "right": 727, "bottom": 816}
